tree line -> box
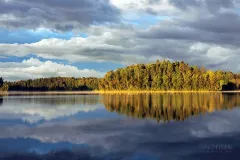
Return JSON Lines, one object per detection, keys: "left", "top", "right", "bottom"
{"left": 5, "top": 77, "right": 99, "bottom": 91}
{"left": 1, "top": 60, "right": 240, "bottom": 91}
{"left": 99, "top": 60, "right": 240, "bottom": 91}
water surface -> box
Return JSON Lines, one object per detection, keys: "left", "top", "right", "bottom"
{"left": 0, "top": 93, "right": 239, "bottom": 160}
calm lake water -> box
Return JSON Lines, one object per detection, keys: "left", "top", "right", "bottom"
{"left": 0, "top": 93, "right": 240, "bottom": 160}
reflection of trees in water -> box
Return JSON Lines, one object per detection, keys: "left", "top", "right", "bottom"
{"left": 103, "top": 93, "right": 240, "bottom": 122}
{"left": 4, "top": 95, "right": 99, "bottom": 106}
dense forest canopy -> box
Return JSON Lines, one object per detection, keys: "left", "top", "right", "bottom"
{"left": 1, "top": 60, "right": 240, "bottom": 91}
{"left": 6, "top": 77, "right": 99, "bottom": 91}
{"left": 99, "top": 60, "right": 240, "bottom": 91}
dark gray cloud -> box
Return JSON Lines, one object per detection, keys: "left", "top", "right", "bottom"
{"left": 186, "top": 13, "right": 240, "bottom": 34}
{"left": 169, "top": 0, "right": 235, "bottom": 13}
{"left": 137, "top": 0, "right": 240, "bottom": 47}
{"left": 0, "top": 0, "right": 120, "bottom": 31}
{"left": 138, "top": 22, "right": 240, "bottom": 46}
{"left": 169, "top": 0, "right": 201, "bottom": 10}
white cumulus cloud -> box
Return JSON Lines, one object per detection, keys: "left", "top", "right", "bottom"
{"left": 0, "top": 58, "right": 105, "bottom": 81}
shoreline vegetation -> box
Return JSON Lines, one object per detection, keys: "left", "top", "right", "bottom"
{"left": 1, "top": 60, "right": 240, "bottom": 93}
{"left": 97, "top": 90, "right": 240, "bottom": 93}
{"left": 1, "top": 90, "right": 240, "bottom": 96}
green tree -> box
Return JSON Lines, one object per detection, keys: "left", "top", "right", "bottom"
{"left": 6, "top": 60, "right": 240, "bottom": 92}
{"left": 0, "top": 77, "right": 8, "bottom": 91}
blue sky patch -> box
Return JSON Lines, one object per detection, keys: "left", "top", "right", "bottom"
{"left": 72, "top": 61, "right": 124, "bottom": 72}
{"left": 0, "top": 28, "right": 88, "bottom": 44}
{"left": 0, "top": 54, "right": 68, "bottom": 64}
{"left": 122, "top": 13, "right": 170, "bottom": 28}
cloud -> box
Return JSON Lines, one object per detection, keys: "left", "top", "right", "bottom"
{"left": 1, "top": 0, "right": 240, "bottom": 76}
{"left": 0, "top": 0, "right": 120, "bottom": 31}
{"left": 169, "top": 0, "right": 235, "bottom": 13}
{"left": 137, "top": 13, "right": 240, "bottom": 46}
{"left": 185, "top": 13, "right": 240, "bottom": 34}
{"left": 1, "top": 28, "right": 240, "bottom": 72}
{"left": 110, "top": 0, "right": 176, "bottom": 15}
{"left": 0, "top": 58, "right": 105, "bottom": 81}
{"left": 0, "top": 30, "right": 151, "bottom": 65}
{"left": 110, "top": 0, "right": 236, "bottom": 16}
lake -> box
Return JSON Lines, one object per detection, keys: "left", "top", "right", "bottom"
{"left": 0, "top": 93, "right": 239, "bottom": 160}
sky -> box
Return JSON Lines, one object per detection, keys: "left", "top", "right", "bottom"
{"left": 1, "top": 0, "right": 240, "bottom": 81}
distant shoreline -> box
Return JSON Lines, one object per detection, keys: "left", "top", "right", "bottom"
{"left": 97, "top": 90, "right": 240, "bottom": 93}
{"left": 1, "top": 90, "right": 240, "bottom": 95}
{"left": 0, "top": 91, "right": 99, "bottom": 95}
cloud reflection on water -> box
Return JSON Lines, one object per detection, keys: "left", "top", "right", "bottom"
{"left": 0, "top": 95, "right": 103, "bottom": 123}
{"left": 0, "top": 109, "right": 240, "bottom": 159}
{"left": 0, "top": 93, "right": 240, "bottom": 159}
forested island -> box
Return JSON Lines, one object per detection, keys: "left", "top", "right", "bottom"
{"left": 1, "top": 60, "right": 240, "bottom": 92}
